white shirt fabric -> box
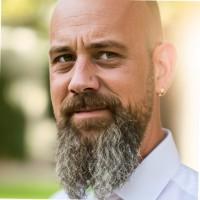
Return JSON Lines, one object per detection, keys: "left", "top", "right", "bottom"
{"left": 51, "top": 129, "right": 198, "bottom": 200}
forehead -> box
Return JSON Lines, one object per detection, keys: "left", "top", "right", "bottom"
{"left": 50, "top": 0, "right": 148, "bottom": 47}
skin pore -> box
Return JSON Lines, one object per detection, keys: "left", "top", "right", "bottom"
{"left": 49, "top": 0, "right": 176, "bottom": 198}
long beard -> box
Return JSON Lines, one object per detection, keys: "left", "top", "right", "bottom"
{"left": 56, "top": 72, "right": 154, "bottom": 199}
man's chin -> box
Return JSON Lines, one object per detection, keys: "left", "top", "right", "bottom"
{"left": 69, "top": 116, "right": 113, "bottom": 143}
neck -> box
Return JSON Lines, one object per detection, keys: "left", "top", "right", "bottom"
{"left": 140, "top": 99, "right": 164, "bottom": 158}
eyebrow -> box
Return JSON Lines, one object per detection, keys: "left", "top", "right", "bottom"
{"left": 49, "top": 40, "right": 128, "bottom": 56}
{"left": 89, "top": 40, "right": 128, "bottom": 52}
{"left": 49, "top": 46, "right": 72, "bottom": 56}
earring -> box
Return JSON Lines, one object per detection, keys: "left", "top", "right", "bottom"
{"left": 158, "top": 88, "right": 166, "bottom": 97}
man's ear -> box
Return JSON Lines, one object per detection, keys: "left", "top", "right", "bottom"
{"left": 152, "top": 42, "right": 176, "bottom": 96}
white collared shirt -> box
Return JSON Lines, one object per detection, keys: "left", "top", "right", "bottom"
{"left": 51, "top": 129, "right": 198, "bottom": 200}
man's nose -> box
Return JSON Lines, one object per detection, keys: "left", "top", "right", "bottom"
{"left": 68, "top": 58, "right": 100, "bottom": 94}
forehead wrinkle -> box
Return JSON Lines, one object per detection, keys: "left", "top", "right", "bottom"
{"left": 50, "top": 24, "right": 114, "bottom": 49}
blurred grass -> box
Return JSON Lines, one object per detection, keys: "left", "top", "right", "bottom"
{"left": 0, "top": 182, "right": 60, "bottom": 198}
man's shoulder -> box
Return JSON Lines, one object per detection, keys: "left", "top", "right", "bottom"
{"left": 49, "top": 165, "right": 198, "bottom": 200}
{"left": 171, "top": 164, "right": 198, "bottom": 198}
{"left": 158, "top": 164, "right": 198, "bottom": 200}
{"left": 174, "top": 164, "right": 198, "bottom": 193}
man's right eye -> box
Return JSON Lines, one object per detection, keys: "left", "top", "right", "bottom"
{"left": 54, "top": 54, "right": 76, "bottom": 64}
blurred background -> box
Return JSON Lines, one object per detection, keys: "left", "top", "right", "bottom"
{"left": 1, "top": 1, "right": 199, "bottom": 198}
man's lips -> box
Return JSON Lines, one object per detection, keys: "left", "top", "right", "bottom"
{"left": 72, "top": 107, "right": 110, "bottom": 119}
{"left": 74, "top": 107, "right": 107, "bottom": 113}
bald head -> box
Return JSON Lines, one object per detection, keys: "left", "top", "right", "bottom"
{"left": 50, "top": 0, "right": 163, "bottom": 51}
{"left": 145, "top": 1, "right": 163, "bottom": 47}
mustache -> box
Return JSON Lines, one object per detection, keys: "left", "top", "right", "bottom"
{"left": 60, "top": 92, "right": 121, "bottom": 119}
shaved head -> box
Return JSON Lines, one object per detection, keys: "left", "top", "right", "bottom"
{"left": 50, "top": 0, "right": 163, "bottom": 52}
{"left": 145, "top": 1, "right": 163, "bottom": 48}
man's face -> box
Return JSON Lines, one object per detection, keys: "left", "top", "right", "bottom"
{"left": 49, "top": 0, "right": 155, "bottom": 198}
{"left": 50, "top": 0, "right": 153, "bottom": 128}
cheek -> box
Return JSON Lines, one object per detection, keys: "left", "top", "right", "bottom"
{"left": 101, "top": 66, "right": 146, "bottom": 107}
{"left": 50, "top": 73, "right": 69, "bottom": 119}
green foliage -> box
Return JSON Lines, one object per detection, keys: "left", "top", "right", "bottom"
{"left": 2, "top": 0, "right": 55, "bottom": 36}
{"left": 0, "top": 182, "right": 59, "bottom": 198}
{"left": 0, "top": 76, "right": 26, "bottom": 159}
{"left": 1, "top": 0, "right": 55, "bottom": 159}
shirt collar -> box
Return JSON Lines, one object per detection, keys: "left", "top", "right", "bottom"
{"left": 114, "top": 129, "right": 181, "bottom": 200}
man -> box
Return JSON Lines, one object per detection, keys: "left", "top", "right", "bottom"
{"left": 49, "top": 0, "right": 198, "bottom": 199}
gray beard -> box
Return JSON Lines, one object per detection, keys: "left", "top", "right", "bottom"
{"left": 56, "top": 100, "right": 152, "bottom": 199}
{"left": 55, "top": 65, "right": 154, "bottom": 199}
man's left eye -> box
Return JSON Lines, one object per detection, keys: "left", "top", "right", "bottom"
{"left": 96, "top": 52, "right": 119, "bottom": 60}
